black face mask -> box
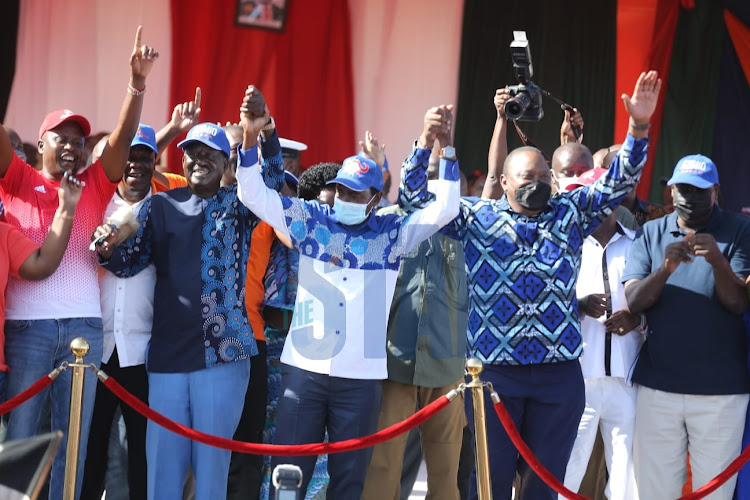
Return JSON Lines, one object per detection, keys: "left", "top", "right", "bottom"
{"left": 513, "top": 180, "right": 552, "bottom": 211}
{"left": 672, "top": 187, "right": 714, "bottom": 224}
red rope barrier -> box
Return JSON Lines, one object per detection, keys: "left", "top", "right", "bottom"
{"left": 102, "top": 374, "right": 452, "bottom": 456}
{"left": 677, "top": 443, "right": 750, "bottom": 500}
{"left": 492, "top": 396, "right": 750, "bottom": 500}
{"left": 491, "top": 399, "right": 588, "bottom": 500}
{"left": 0, "top": 372, "right": 55, "bottom": 416}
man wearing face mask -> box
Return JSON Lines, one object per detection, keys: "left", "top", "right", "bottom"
{"left": 402, "top": 71, "right": 660, "bottom": 500}
{"left": 622, "top": 155, "right": 750, "bottom": 500}
{"left": 236, "top": 104, "right": 460, "bottom": 498}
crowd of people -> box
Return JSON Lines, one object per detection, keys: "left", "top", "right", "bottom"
{"left": 0, "top": 27, "right": 748, "bottom": 500}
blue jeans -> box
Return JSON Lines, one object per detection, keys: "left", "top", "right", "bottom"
{"left": 466, "top": 361, "right": 585, "bottom": 500}
{"left": 4, "top": 318, "right": 103, "bottom": 500}
{"left": 270, "top": 364, "right": 383, "bottom": 499}
{"left": 146, "top": 358, "right": 251, "bottom": 500}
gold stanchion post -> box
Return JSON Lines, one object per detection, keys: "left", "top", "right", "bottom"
{"left": 62, "top": 337, "right": 90, "bottom": 500}
{"left": 466, "top": 357, "right": 492, "bottom": 500}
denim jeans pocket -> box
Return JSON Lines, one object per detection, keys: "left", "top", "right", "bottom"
{"left": 4, "top": 320, "right": 30, "bottom": 333}
{"left": 83, "top": 317, "right": 104, "bottom": 330}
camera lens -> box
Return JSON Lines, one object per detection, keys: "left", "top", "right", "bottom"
{"left": 504, "top": 93, "right": 530, "bottom": 121}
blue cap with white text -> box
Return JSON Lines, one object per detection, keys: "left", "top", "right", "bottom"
{"left": 667, "top": 154, "right": 719, "bottom": 189}
{"left": 177, "top": 122, "right": 231, "bottom": 157}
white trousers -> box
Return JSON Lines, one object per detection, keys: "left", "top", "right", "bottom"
{"left": 561, "top": 377, "right": 638, "bottom": 500}
{"left": 634, "top": 386, "right": 749, "bottom": 500}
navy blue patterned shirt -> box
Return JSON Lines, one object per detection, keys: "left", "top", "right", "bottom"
{"left": 403, "top": 134, "right": 648, "bottom": 366}
{"left": 100, "top": 134, "right": 284, "bottom": 373}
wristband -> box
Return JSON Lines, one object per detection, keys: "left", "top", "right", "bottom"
{"left": 636, "top": 313, "right": 648, "bottom": 333}
{"left": 629, "top": 120, "right": 650, "bottom": 131}
{"left": 127, "top": 85, "right": 146, "bottom": 97}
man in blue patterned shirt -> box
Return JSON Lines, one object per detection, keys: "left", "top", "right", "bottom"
{"left": 94, "top": 86, "right": 283, "bottom": 500}
{"left": 237, "top": 105, "right": 460, "bottom": 498}
{"left": 419, "top": 71, "right": 660, "bottom": 499}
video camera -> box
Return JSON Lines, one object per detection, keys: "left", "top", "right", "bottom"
{"left": 504, "top": 31, "right": 544, "bottom": 122}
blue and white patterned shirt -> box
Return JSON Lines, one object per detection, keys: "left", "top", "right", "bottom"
{"left": 237, "top": 146, "right": 460, "bottom": 379}
{"left": 407, "top": 134, "right": 647, "bottom": 366}
{"left": 100, "top": 134, "right": 284, "bottom": 373}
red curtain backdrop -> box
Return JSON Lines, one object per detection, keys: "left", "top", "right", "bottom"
{"left": 616, "top": 0, "right": 690, "bottom": 200}
{"left": 168, "top": 0, "right": 355, "bottom": 173}
{"left": 725, "top": 9, "right": 750, "bottom": 86}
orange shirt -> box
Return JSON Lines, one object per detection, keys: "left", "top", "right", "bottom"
{"left": 245, "top": 222, "right": 275, "bottom": 341}
{"left": 151, "top": 172, "right": 188, "bottom": 193}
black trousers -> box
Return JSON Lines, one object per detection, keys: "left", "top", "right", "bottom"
{"left": 226, "top": 340, "right": 268, "bottom": 500}
{"left": 80, "top": 349, "right": 149, "bottom": 500}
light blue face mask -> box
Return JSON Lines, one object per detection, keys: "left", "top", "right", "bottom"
{"left": 332, "top": 195, "right": 375, "bottom": 225}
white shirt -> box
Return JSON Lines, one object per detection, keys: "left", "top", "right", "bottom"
{"left": 577, "top": 221, "right": 644, "bottom": 380}
{"left": 99, "top": 191, "right": 155, "bottom": 366}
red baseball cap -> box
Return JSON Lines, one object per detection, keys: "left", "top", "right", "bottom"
{"left": 38, "top": 109, "right": 91, "bottom": 139}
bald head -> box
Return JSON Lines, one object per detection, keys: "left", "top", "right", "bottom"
{"left": 502, "top": 146, "right": 546, "bottom": 176}
{"left": 551, "top": 143, "right": 593, "bottom": 179}
{"left": 593, "top": 147, "right": 609, "bottom": 169}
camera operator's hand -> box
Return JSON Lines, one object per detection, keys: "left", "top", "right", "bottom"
{"left": 622, "top": 70, "right": 661, "bottom": 137}
{"left": 560, "top": 107, "right": 584, "bottom": 145}
{"left": 494, "top": 88, "right": 511, "bottom": 120}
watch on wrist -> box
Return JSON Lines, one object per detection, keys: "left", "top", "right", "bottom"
{"left": 440, "top": 146, "right": 456, "bottom": 159}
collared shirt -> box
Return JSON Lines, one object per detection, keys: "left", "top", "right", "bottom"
{"left": 237, "top": 146, "right": 460, "bottom": 379}
{"left": 425, "top": 134, "right": 646, "bottom": 366}
{"left": 622, "top": 208, "right": 750, "bottom": 395}
{"left": 99, "top": 190, "right": 155, "bottom": 367}
{"left": 101, "top": 135, "right": 284, "bottom": 373}
{"left": 576, "top": 219, "right": 643, "bottom": 380}
{"left": 379, "top": 202, "right": 468, "bottom": 387}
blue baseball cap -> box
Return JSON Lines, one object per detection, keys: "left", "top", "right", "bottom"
{"left": 131, "top": 123, "right": 158, "bottom": 154}
{"left": 667, "top": 154, "right": 719, "bottom": 189}
{"left": 177, "top": 122, "right": 231, "bottom": 157}
{"left": 327, "top": 155, "right": 383, "bottom": 192}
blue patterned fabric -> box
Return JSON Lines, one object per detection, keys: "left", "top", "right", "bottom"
{"left": 412, "top": 135, "right": 647, "bottom": 366}
{"left": 263, "top": 239, "right": 299, "bottom": 310}
{"left": 101, "top": 135, "right": 285, "bottom": 373}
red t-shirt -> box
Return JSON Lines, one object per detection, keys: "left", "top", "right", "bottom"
{"left": 0, "top": 223, "right": 40, "bottom": 370}
{"left": 0, "top": 154, "right": 118, "bottom": 319}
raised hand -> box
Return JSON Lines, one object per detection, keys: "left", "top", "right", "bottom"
{"left": 419, "top": 106, "right": 452, "bottom": 150}
{"left": 494, "top": 88, "right": 511, "bottom": 119}
{"left": 436, "top": 105, "right": 454, "bottom": 147}
{"left": 170, "top": 87, "right": 202, "bottom": 133}
{"left": 239, "top": 86, "right": 271, "bottom": 145}
{"left": 359, "top": 130, "right": 386, "bottom": 169}
{"left": 130, "top": 26, "right": 159, "bottom": 85}
{"left": 560, "top": 107, "right": 584, "bottom": 144}
{"left": 622, "top": 70, "right": 661, "bottom": 125}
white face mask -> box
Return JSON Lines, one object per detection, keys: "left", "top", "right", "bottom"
{"left": 332, "top": 195, "right": 375, "bottom": 225}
